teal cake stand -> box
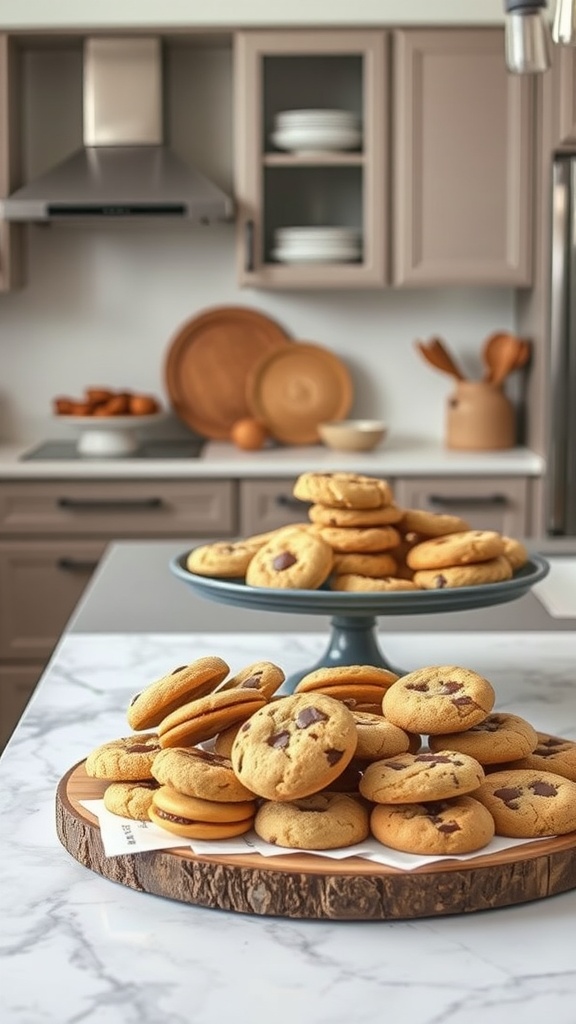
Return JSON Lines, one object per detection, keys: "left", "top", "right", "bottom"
{"left": 170, "top": 552, "right": 549, "bottom": 692}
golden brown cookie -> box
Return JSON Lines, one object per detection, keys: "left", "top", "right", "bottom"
{"left": 216, "top": 661, "right": 285, "bottom": 699}
{"left": 127, "top": 657, "right": 230, "bottom": 731}
{"left": 412, "top": 556, "right": 513, "bottom": 590}
{"left": 293, "top": 472, "right": 393, "bottom": 510}
{"left": 85, "top": 733, "right": 162, "bottom": 780}
{"left": 151, "top": 746, "right": 255, "bottom": 801}
{"left": 295, "top": 664, "right": 399, "bottom": 695}
{"left": 399, "top": 509, "right": 470, "bottom": 538}
{"left": 185, "top": 541, "right": 258, "bottom": 579}
{"left": 406, "top": 530, "right": 506, "bottom": 570}
{"left": 428, "top": 712, "right": 538, "bottom": 766}
{"left": 308, "top": 503, "right": 403, "bottom": 527}
{"left": 230, "top": 692, "right": 358, "bottom": 801}
{"left": 331, "top": 551, "right": 398, "bottom": 578}
{"left": 382, "top": 665, "right": 495, "bottom": 735}
{"left": 330, "top": 574, "right": 421, "bottom": 592}
{"left": 315, "top": 525, "right": 401, "bottom": 553}
{"left": 359, "top": 749, "right": 485, "bottom": 803}
{"left": 254, "top": 792, "right": 370, "bottom": 850}
{"left": 351, "top": 711, "right": 412, "bottom": 761}
{"left": 149, "top": 785, "right": 256, "bottom": 839}
{"left": 502, "top": 732, "right": 576, "bottom": 781}
{"left": 370, "top": 796, "right": 495, "bottom": 855}
{"left": 158, "top": 689, "right": 267, "bottom": 748}
{"left": 212, "top": 722, "right": 243, "bottom": 757}
{"left": 245, "top": 529, "right": 333, "bottom": 590}
{"left": 103, "top": 780, "right": 161, "bottom": 820}
{"left": 500, "top": 536, "right": 529, "bottom": 571}
{"left": 474, "top": 769, "right": 576, "bottom": 837}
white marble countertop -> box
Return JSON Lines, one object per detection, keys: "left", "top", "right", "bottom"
{"left": 2, "top": 624, "right": 576, "bottom": 1024}
{"left": 0, "top": 438, "right": 545, "bottom": 479}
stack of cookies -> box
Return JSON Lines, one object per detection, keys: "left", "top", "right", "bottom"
{"left": 83, "top": 653, "right": 576, "bottom": 856}
{"left": 184, "top": 470, "right": 529, "bottom": 592}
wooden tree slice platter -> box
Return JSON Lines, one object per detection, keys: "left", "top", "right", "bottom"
{"left": 56, "top": 762, "right": 576, "bottom": 920}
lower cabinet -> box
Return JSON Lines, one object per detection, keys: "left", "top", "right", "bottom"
{"left": 0, "top": 477, "right": 238, "bottom": 752}
{"left": 239, "top": 477, "right": 313, "bottom": 535}
{"left": 0, "top": 663, "right": 42, "bottom": 751}
{"left": 392, "top": 476, "right": 531, "bottom": 537}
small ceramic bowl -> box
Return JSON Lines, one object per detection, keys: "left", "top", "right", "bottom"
{"left": 317, "top": 419, "right": 388, "bottom": 452}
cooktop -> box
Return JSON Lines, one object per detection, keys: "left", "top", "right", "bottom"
{"left": 20, "top": 438, "right": 206, "bottom": 461}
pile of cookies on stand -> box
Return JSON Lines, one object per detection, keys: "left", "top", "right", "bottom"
{"left": 85, "top": 654, "right": 576, "bottom": 857}
{"left": 185, "top": 471, "right": 528, "bottom": 591}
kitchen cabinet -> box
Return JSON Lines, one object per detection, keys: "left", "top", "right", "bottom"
{"left": 392, "top": 476, "right": 531, "bottom": 536}
{"left": 0, "top": 33, "right": 24, "bottom": 292}
{"left": 0, "top": 478, "right": 238, "bottom": 750}
{"left": 234, "top": 29, "right": 388, "bottom": 289}
{"left": 552, "top": 46, "right": 576, "bottom": 148}
{"left": 392, "top": 29, "right": 533, "bottom": 287}
{"left": 234, "top": 27, "right": 534, "bottom": 290}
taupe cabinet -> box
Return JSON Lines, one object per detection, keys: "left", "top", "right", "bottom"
{"left": 234, "top": 28, "right": 534, "bottom": 289}
{"left": 0, "top": 478, "right": 236, "bottom": 749}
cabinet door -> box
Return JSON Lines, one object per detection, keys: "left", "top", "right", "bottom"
{"left": 0, "top": 539, "right": 105, "bottom": 659}
{"left": 234, "top": 30, "right": 387, "bottom": 289}
{"left": 0, "top": 664, "right": 41, "bottom": 752}
{"left": 392, "top": 29, "right": 534, "bottom": 287}
{"left": 393, "top": 476, "right": 530, "bottom": 536}
{"left": 0, "top": 479, "right": 236, "bottom": 537}
{"left": 240, "top": 478, "right": 311, "bottom": 536}
{"left": 0, "top": 34, "right": 24, "bottom": 292}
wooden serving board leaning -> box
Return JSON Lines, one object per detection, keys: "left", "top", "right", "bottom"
{"left": 56, "top": 762, "right": 576, "bottom": 921}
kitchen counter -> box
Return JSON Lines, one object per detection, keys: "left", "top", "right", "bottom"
{"left": 0, "top": 438, "right": 545, "bottom": 479}
{"left": 2, "top": 541, "right": 576, "bottom": 1023}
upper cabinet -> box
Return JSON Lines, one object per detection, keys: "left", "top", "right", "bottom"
{"left": 234, "top": 28, "right": 535, "bottom": 290}
{"left": 234, "top": 30, "right": 388, "bottom": 289}
{"left": 0, "top": 34, "right": 24, "bottom": 292}
{"left": 392, "top": 29, "right": 534, "bottom": 288}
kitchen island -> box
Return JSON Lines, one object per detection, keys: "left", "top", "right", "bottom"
{"left": 2, "top": 541, "right": 576, "bottom": 1024}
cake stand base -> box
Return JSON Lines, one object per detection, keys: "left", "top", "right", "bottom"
{"left": 282, "top": 615, "right": 407, "bottom": 692}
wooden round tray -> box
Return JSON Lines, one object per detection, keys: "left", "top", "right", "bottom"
{"left": 56, "top": 762, "right": 576, "bottom": 920}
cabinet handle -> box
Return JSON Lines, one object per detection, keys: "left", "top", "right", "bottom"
{"left": 57, "top": 497, "right": 164, "bottom": 511}
{"left": 57, "top": 558, "right": 100, "bottom": 573}
{"left": 245, "top": 219, "right": 255, "bottom": 273}
{"left": 275, "top": 494, "right": 309, "bottom": 510}
{"left": 428, "top": 494, "right": 508, "bottom": 508}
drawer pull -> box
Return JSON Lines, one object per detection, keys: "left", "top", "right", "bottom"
{"left": 428, "top": 493, "right": 508, "bottom": 508}
{"left": 275, "top": 494, "right": 309, "bottom": 510}
{"left": 57, "top": 558, "right": 100, "bottom": 573}
{"left": 57, "top": 497, "right": 164, "bottom": 511}
{"left": 245, "top": 219, "right": 255, "bottom": 273}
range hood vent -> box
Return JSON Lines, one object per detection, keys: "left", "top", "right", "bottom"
{"left": 1, "top": 37, "right": 233, "bottom": 223}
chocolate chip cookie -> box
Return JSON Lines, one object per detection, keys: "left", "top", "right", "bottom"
{"left": 382, "top": 665, "right": 495, "bottom": 735}
{"left": 370, "top": 795, "right": 495, "bottom": 855}
{"left": 230, "top": 692, "right": 358, "bottom": 800}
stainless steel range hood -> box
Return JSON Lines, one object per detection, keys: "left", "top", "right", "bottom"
{"left": 1, "top": 37, "right": 233, "bottom": 223}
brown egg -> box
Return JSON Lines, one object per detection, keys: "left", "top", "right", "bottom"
{"left": 230, "top": 417, "right": 268, "bottom": 451}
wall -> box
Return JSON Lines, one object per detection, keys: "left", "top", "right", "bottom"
{"left": 0, "top": 2, "right": 506, "bottom": 31}
{"left": 0, "top": 36, "right": 516, "bottom": 447}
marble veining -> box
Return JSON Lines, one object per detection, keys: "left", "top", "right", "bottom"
{"left": 2, "top": 630, "right": 576, "bottom": 1024}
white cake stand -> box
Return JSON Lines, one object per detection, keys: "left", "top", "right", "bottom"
{"left": 56, "top": 413, "right": 166, "bottom": 457}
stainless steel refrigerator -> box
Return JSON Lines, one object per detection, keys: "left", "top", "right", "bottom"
{"left": 548, "top": 155, "right": 576, "bottom": 535}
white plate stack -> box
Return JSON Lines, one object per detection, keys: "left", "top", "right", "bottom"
{"left": 271, "top": 108, "right": 362, "bottom": 153}
{"left": 272, "top": 226, "right": 362, "bottom": 264}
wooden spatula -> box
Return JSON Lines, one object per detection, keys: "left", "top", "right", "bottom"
{"left": 415, "top": 337, "right": 466, "bottom": 380}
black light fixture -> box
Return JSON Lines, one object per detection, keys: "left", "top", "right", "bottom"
{"left": 504, "top": 0, "right": 553, "bottom": 73}
{"left": 552, "top": 0, "right": 576, "bottom": 44}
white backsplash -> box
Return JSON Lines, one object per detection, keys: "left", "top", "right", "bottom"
{"left": 0, "top": 221, "right": 516, "bottom": 444}
{"left": 0, "top": 39, "right": 517, "bottom": 446}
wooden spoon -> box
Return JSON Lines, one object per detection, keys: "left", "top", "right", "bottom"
{"left": 415, "top": 337, "right": 466, "bottom": 380}
{"left": 489, "top": 334, "right": 527, "bottom": 387}
{"left": 482, "top": 331, "right": 524, "bottom": 383}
